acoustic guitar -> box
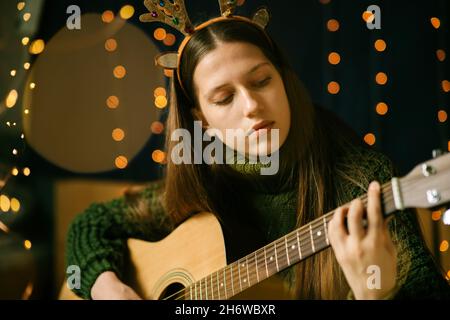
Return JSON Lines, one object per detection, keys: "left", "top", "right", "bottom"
{"left": 59, "top": 152, "right": 450, "bottom": 300}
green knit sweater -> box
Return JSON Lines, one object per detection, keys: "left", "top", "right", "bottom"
{"left": 66, "top": 144, "right": 450, "bottom": 300}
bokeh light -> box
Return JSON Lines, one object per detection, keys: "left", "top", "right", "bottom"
{"left": 364, "top": 133, "right": 376, "bottom": 145}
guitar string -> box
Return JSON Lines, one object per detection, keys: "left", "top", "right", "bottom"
{"left": 164, "top": 181, "right": 400, "bottom": 300}
{"left": 164, "top": 181, "right": 401, "bottom": 300}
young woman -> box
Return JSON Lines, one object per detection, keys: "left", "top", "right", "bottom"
{"left": 66, "top": 19, "right": 449, "bottom": 300}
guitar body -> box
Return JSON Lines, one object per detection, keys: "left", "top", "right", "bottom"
{"left": 125, "top": 212, "right": 227, "bottom": 299}
{"left": 59, "top": 211, "right": 290, "bottom": 300}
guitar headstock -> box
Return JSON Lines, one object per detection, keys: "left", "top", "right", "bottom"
{"left": 400, "top": 152, "right": 450, "bottom": 209}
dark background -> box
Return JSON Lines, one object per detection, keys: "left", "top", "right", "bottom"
{"left": 0, "top": 0, "right": 448, "bottom": 299}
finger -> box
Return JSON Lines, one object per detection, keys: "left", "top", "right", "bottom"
{"left": 328, "top": 205, "right": 349, "bottom": 246}
{"left": 347, "top": 198, "right": 365, "bottom": 239}
{"left": 367, "top": 181, "right": 383, "bottom": 236}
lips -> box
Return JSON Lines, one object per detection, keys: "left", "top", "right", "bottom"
{"left": 252, "top": 120, "right": 275, "bottom": 131}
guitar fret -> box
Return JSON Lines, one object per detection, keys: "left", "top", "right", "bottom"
{"left": 216, "top": 271, "right": 221, "bottom": 299}
{"left": 284, "top": 236, "right": 290, "bottom": 266}
{"left": 210, "top": 274, "right": 214, "bottom": 300}
{"left": 238, "top": 261, "right": 243, "bottom": 292}
{"left": 264, "top": 247, "right": 269, "bottom": 277}
{"left": 274, "top": 243, "right": 279, "bottom": 272}
{"left": 223, "top": 268, "right": 227, "bottom": 299}
{"left": 255, "top": 251, "right": 259, "bottom": 283}
{"left": 297, "top": 230, "right": 302, "bottom": 259}
{"left": 230, "top": 264, "right": 234, "bottom": 296}
{"left": 309, "top": 224, "right": 315, "bottom": 253}
{"left": 246, "top": 257, "right": 250, "bottom": 286}
{"left": 323, "top": 216, "right": 329, "bottom": 245}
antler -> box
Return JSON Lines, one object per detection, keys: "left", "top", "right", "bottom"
{"left": 139, "top": 0, "right": 194, "bottom": 35}
{"left": 218, "top": 0, "right": 237, "bottom": 17}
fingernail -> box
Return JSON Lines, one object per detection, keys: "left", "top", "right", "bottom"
{"left": 369, "top": 181, "right": 380, "bottom": 191}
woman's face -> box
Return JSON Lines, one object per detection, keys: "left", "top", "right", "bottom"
{"left": 192, "top": 41, "right": 291, "bottom": 157}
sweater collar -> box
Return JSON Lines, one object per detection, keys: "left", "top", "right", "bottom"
{"left": 224, "top": 145, "right": 298, "bottom": 194}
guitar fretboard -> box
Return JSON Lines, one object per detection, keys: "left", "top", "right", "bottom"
{"left": 170, "top": 181, "right": 397, "bottom": 300}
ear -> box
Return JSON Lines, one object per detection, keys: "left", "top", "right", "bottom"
{"left": 191, "top": 108, "right": 210, "bottom": 129}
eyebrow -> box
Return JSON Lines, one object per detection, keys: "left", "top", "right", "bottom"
{"left": 205, "top": 62, "right": 271, "bottom": 100}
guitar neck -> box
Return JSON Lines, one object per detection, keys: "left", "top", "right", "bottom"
{"left": 169, "top": 180, "right": 399, "bottom": 300}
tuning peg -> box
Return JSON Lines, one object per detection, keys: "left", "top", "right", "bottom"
{"left": 432, "top": 149, "right": 443, "bottom": 158}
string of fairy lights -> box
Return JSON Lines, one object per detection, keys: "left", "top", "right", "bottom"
{"left": 0, "top": 0, "right": 48, "bottom": 300}
{"left": 319, "top": 0, "right": 449, "bottom": 279}
{"left": 0, "top": 2, "right": 44, "bottom": 237}
{"left": 0, "top": 0, "right": 448, "bottom": 296}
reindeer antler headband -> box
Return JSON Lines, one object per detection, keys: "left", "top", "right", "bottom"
{"left": 139, "top": 0, "right": 271, "bottom": 96}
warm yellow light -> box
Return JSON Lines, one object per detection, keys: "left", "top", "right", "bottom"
{"left": 154, "top": 87, "right": 167, "bottom": 98}
{"left": 10, "top": 70, "right": 17, "bottom": 77}
{"left": 102, "top": 10, "right": 114, "bottom": 23}
{"left": 115, "top": 156, "right": 128, "bottom": 169}
{"left": 163, "top": 33, "right": 176, "bottom": 46}
{"left": 151, "top": 121, "right": 164, "bottom": 134}
{"left": 23, "top": 13, "right": 31, "bottom": 22}
{"left": 29, "top": 82, "right": 36, "bottom": 89}
{"left": 442, "top": 80, "right": 450, "bottom": 93}
{"left": 376, "top": 102, "right": 389, "bottom": 115}
{"left": 113, "top": 65, "right": 126, "bottom": 79}
{"left": 327, "top": 81, "right": 340, "bottom": 94}
{"left": 436, "top": 49, "right": 446, "bottom": 62}
{"left": 374, "top": 39, "right": 386, "bottom": 52}
{"left": 29, "top": 39, "right": 45, "bottom": 54}
{"left": 112, "top": 128, "right": 125, "bottom": 142}
{"left": 6, "top": 89, "right": 18, "bottom": 108}
{"left": 105, "top": 39, "right": 117, "bottom": 52}
{"left": 23, "top": 167, "right": 31, "bottom": 176}
{"left": 154, "top": 28, "right": 167, "bottom": 41}
{"left": 0, "top": 195, "right": 10, "bottom": 212}
{"left": 106, "top": 95, "right": 119, "bottom": 109}
{"left": 327, "top": 19, "right": 339, "bottom": 32}
{"left": 155, "top": 96, "right": 168, "bottom": 108}
{"left": 440, "top": 240, "right": 449, "bottom": 252}
{"left": 12, "top": 168, "right": 19, "bottom": 176}
{"left": 375, "top": 72, "right": 388, "bottom": 85}
{"left": 17, "top": 2, "right": 25, "bottom": 11}
{"left": 164, "top": 69, "right": 174, "bottom": 78}
{"left": 24, "top": 109, "right": 30, "bottom": 115}
{"left": 362, "top": 11, "right": 374, "bottom": 23}
{"left": 24, "top": 240, "right": 32, "bottom": 250}
{"left": 10, "top": 198, "right": 20, "bottom": 213}
{"left": 364, "top": 133, "right": 376, "bottom": 146}
{"left": 328, "top": 52, "right": 341, "bottom": 65}
{"left": 21, "top": 37, "right": 29, "bottom": 45}
{"left": 438, "top": 110, "right": 448, "bottom": 123}
{"left": 431, "top": 210, "right": 442, "bottom": 221}
{"left": 120, "top": 5, "right": 135, "bottom": 20}
{"left": 152, "top": 150, "right": 166, "bottom": 163}
{"left": 24, "top": 62, "right": 30, "bottom": 70}
{"left": 431, "top": 17, "right": 441, "bottom": 29}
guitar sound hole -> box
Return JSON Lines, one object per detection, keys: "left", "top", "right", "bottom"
{"left": 160, "top": 282, "right": 185, "bottom": 300}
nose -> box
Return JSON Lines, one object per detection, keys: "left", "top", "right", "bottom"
{"left": 241, "top": 88, "right": 263, "bottom": 118}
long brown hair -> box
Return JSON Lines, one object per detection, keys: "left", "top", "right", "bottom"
{"left": 158, "top": 20, "right": 368, "bottom": 299}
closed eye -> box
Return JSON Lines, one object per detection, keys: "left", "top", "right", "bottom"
{"left": 255, "top": 77, "right": 272, "bottom": 88}
{"left": 214, "top": 94, "right": 234, "bottom": 106}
